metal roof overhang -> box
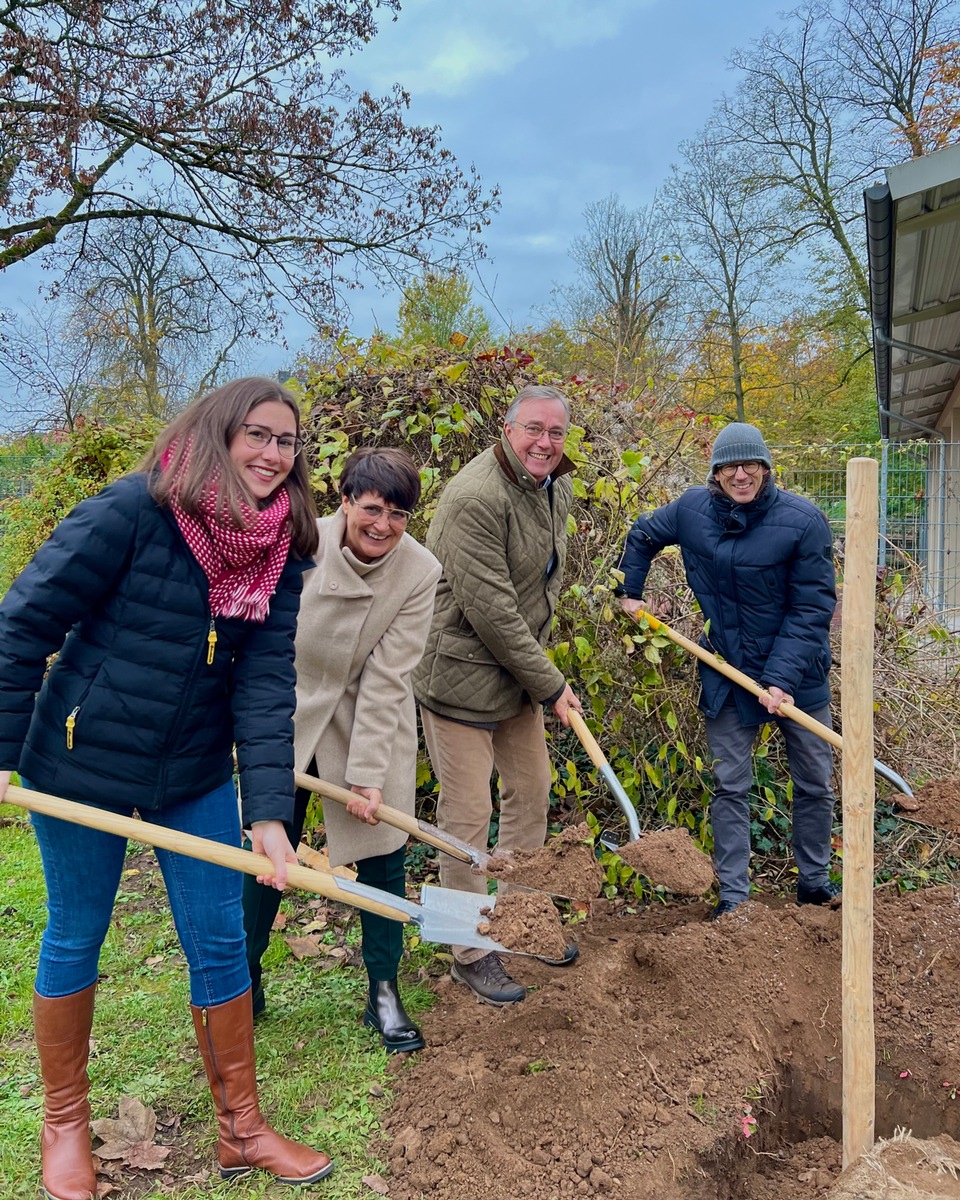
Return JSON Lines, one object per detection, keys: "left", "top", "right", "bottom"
{"left": 864, "top": 143, "right": 960, "bottom": 441}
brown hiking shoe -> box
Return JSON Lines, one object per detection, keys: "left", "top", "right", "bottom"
{"left": 451, "top": 953, "right": 526, "bottom": 1006}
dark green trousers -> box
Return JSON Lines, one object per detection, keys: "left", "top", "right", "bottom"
{"left": 242, "top": 776, "right": 407, "bottom": 990}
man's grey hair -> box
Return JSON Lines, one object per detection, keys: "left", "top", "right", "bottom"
{"left": 504, "top": 384, "right": 571, "bottom": 425}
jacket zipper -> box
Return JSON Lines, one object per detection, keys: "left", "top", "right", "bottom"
{"left": 207, "top": 619, "right": 218, "bottom": 665}
{"left": 65, "top": 706, "right": 79, "bottom": 750}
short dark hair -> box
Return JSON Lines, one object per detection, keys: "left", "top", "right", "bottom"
{"left": 339, "top": 447, "right": 421, "bottom": 513}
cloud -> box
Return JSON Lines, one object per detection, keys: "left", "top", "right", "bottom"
{"left": 357, "top": 0, "right": 654, "bottom": 96}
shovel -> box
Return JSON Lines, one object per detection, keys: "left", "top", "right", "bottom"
{"left": 567, "top": 711, "right": 641, "bottom": 843}
{"left": 3, "top": 784, "right": 513, "bottom": 955}
{"left": 635, "top": 610, "right": 914, "bottom": 797}
{"left": 294, "top": 769, "right": 574, "bottom": 897}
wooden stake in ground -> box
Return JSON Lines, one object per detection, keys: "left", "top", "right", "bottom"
{"left": 841, "top": 456, "right": 878, "bottom": 1169}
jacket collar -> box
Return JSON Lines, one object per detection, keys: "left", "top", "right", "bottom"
{"left": 494, "top": 433, "right": 576, "bottom": 491}
{"left": 708, "top": 474, "right": 777, "bottom": 532}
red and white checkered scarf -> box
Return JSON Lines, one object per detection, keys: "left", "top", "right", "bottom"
{"left": 162, "top": 446, "right": 293, "bottom": 622}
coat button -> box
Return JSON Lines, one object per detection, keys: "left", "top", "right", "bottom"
{"left": 330, "top": 582, "right": 338, "bottom": 590}
{"left": 468, "top": 653, "right": 474, "bottom": 659}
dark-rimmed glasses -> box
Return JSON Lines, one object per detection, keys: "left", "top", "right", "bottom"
{"left": 240, "top": 423, "right": 304, "bottom": 459}
{"left": 350, "top": 499, "right": 412, "bottom": 526}
{"left": 510, "top": 420, "right": 567, "bottom": 443}
{"left": 717, "top": 461, "right": 763, "bottom": 479}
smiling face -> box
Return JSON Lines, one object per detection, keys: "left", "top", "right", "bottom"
{"left": 503, "top": 397, "right": 569, "bottom": 484}
{"left": 341, "top": 490, "right": 406, "bottom": 562}
{"left": 228, "top": 399, "right": 297, "bottom": 502}
{"left": 715, "top": 462, "right": 769, "bottom": 505}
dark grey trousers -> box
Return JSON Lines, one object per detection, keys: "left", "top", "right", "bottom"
{"left": 704, "top": 695, "right": 836, "bottom": 903}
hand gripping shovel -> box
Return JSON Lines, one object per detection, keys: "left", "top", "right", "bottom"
{"left": 635, "top": 610, "right": 913, "bottom": 797}
{"left": 4, "top": 784, "right": 512, "bottom": 955}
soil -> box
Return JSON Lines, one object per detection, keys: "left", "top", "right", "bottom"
{"left": 382, "top": 886, "right": 960, "bottom": 1200}
{"left": 485, "top": 823, "right": 605, "bottom": 900}
{"left": 894, "top": 778, "right": 960, "bottom": 836}
{"left": 615, "top": 828, "right": 716, "bottom": 897}
{"left": 477, "top": 891, "right": 569, "bottom": 960}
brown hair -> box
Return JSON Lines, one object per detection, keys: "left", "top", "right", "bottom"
{"left": 141, "top": 377, "right": 319, "bottom": 557}
{"left": 339, "top": 446, "right": 422, "bottom": 513}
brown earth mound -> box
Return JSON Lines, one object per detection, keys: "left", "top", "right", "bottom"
{"left": 485, "top": 822, "right": 605, "bottom": 900}
{"left": 383, "top": 886, "right": 960, "bottom": 1200}
{"left": 615, "top": 827, "right": 716, "bottom": 896}
{"left": 477, "top": 891, "right": 568, "bottom": 960}
{"left": 894, "top": 778, "right": 960, "bottom": 836}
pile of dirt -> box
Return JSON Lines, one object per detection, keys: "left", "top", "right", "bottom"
{"left": 477, "top": 891, "right": 568, "bottom": 960}
{"left": 615, "top": 828, "right": 716, "bottom": 896}
{"left": 894, "top": 777, "right": 960, "bottom": 836}
{"left": 485, "top": 822, "right": 605, "bottom": 899}
{"left": 383, "top": 886, "right": 960, "bottom": 1200}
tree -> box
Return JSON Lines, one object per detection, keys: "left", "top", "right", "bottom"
{"left": 557, "top": 196, "right": 677, "bottom": 377}
{"left": 64, "top": 215, "right": 257, "bottom": 419}
{"left": 0, "top": 0, "right": 498, "bottom": 325}
{"left": 395, "top": 272, "right": 491, "bottom": 350}
{"left": 915, "top": 39, "right": 960, "bottom": 150}
{"left": 720, "top": 0, "right": 959, "bottom": 310}
{"left": 665, "top": 131, "right": 788, "bottom": 423}
{"left": 0, "top": 300, "right": 98, "bottom": 432}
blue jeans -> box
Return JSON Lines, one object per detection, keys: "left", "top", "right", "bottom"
{"left": 29, "top": 777, "right": 251, "bottom": 1007}
{"left": 704, "top": 697, "right": 836, "bottom": 903}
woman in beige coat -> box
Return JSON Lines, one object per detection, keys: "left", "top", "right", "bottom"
{"left": 242, "top": 447, "right": 441, "bottom": 1051}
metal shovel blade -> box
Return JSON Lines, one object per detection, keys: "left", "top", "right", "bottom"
{"left": 322, "top": 874, "right": 510, "bottom": 955}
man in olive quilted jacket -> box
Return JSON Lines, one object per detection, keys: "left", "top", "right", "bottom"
{"left": 413, "top": 385, "right": 582, "bottom": 1005}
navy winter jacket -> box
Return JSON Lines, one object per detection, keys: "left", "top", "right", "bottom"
{"left": 0, "top": 472, "right": 310, "bottom": 823}
{"left": 618, "top": 482, "right": 836, "bottom": 725}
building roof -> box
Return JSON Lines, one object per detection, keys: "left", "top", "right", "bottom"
{"left": 864, "top": 143, "right": 960, "bottom": 441}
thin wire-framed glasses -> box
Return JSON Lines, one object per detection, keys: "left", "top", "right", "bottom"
{"left": 240, "top": 423, "right": 304, "bottom": 459}
{"left": 510, "top": 420, "right": 567, "bottom": 443}
{"left": 351, "top": 499, "right": 413, "bottom": 526}
{"left": 717, "top": 461, "right": 763, "bottom": 478}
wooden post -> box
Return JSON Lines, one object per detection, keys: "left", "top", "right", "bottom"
{"left": 841, "top": 457, "right": 878, "bottom": 1168}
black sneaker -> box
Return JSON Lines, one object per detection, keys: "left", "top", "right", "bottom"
{"left": 536, "top": 943, "right": 580, "bottom": 967}
{"left": 709, "top": 899, "right": 745, "bottom": 922}
{"left": 797, "top": 881, "right": 842, "bottom": 906}
{"left": 451, "top": 953, "right": 526, "bottom": 1006}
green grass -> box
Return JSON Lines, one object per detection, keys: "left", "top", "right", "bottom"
{"left": 0, "top": 804, "right": 434, "bottom": 1199}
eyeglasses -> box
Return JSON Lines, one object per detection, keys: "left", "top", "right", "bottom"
{"left": 240, "top": 423, "right": 304, "bottom": 459}
{"left": 717, "top": 461, "right": 763, "bottom": 479}
{"left": 350, "top": 500, "right": 412, "bottom": 526}
{"left": 510, "top": 421, "right": 567, "bottom": 443}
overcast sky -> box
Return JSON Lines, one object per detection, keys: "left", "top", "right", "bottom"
{"left": 1, "top": 0, "right": 794, "bottom": 381}
{"left": 248, "top": 0, "right": 792, "bottom": 367}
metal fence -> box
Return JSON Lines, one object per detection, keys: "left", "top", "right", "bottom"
{"left": 775, "top": 441, "right": 960, "bottom": 630}
{"left": 0, "top": 454, "right": 45, "bottom": 500}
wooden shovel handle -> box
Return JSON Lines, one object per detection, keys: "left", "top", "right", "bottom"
{"left": 637, "top": 610, "right": 844, "bottom": 751}
{"left": 294, "top": 769, "right": 473, "bottom": 863}
{"left": 567, "top": 710, "right": 610, "bottom": 771}
{"left": 6, "top": 784, "right": 409, "bottom": 923}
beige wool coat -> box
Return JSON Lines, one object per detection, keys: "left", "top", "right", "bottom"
{"left": 293, "top": 509, "right": 442, "bottom": 867}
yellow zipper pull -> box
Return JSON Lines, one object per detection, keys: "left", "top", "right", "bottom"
{"left": 206, "top": 621, "right": 217, "bottom": 665}
{"left": 65, "top": 706, "right": 79, "bottom": 750}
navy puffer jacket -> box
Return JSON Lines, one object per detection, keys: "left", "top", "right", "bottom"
{"left": 0, "top": 472, "right": 310, "bottom": 823}
{"left": 618, "top": 482, "right": 836, "bottom": 725}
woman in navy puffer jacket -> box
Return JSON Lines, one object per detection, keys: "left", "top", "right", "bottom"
{"left": 0, "top": 379, "right": 335, "bottom": 1199}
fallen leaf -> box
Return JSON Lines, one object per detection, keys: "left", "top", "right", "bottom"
{"left": 285, "top": 935, "right": 322, "bottom": 960}
{"left": 362, "top": 1173, "right": 390, "bottom": 1195}
{"left": 92, "top": 1096, "right": 170, "bottom": 1170}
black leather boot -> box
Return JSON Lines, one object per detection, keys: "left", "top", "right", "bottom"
{"left": 363, "top": 978, "right": 425, "bottom": 1053}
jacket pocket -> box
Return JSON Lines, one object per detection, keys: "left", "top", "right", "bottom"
{"left": 431, "top": 630, "right": 508, "bottom": 715}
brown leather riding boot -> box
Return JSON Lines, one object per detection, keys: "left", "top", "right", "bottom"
{"left": 190, "top": 989, "right": 333, "bottom": 1185}
{"left": 33, "top": 983, "right": 98, "bottom": 1200}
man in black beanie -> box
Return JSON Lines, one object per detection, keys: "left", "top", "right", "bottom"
{"left": 616, "top": 422, "right": 839, "bottom": 918}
